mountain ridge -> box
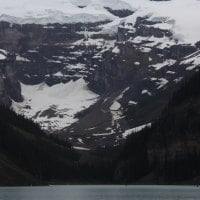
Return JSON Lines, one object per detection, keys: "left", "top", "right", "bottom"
{"left": 0, "top": 0, "right": 199, "bottom": 150}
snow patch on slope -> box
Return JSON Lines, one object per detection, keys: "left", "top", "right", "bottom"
{"left": 0, "top": 49, "right": 7, "bottom": 60}
{"left": 150, "top": 59, "right": 176, "bottom": 71}
{"left": 181, "top": 50, "right": 200, "bottom": 71}
{"left": 123, "top": 123, "right": 152, "bottom": 138}
{"left": 12, "top": 78, "right": 99, "bottom": 132}
{"left": 0, "top": 53, "right": 6, "bottom": 60}
{"left": 123, "top": 0, "right": 200, "bottom": 43}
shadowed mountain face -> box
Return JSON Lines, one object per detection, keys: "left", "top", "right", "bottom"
{"left": 1, "top": 70, "right": 200, "bottom": 185}
{"left": 114, "top": 71, "right": 200, "bottom": 184}
{"left": 0, "top": 106, "right": 79, "bottom": 186}
{"left": 0, "top": 0, "right": 200, "bottom": 151}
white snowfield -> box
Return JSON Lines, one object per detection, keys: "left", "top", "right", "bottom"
{"left": 0, "top": 0, "right": 199, "bottom": 43}
{"left": 12, "top": 78, "right": 99, "bottom": 131}
{"left": 0, "top": 0, "right": 130, "bottom": 24}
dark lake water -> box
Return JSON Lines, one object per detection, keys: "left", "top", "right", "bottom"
{"left": 0, "top": 185, "right": 200, "bottom": 200}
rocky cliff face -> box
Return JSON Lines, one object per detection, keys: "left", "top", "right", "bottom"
{"left": 0, "top": 51, "right": 22, "bottom": 106}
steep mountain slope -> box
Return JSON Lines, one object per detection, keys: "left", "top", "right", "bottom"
{"left": 0, "top": 106, "right": 79, "bottom": 185}
{"left": 115, "top": 71, "right": 200, "bottom": 183}
{"left": 1, "top": 70, "right": 200, "bottom": 185}
{"left": 0, "top": 152, "right": 39, "bottom": 186}
{"left": 0, "top": 0, "right": 199, "bottom": 150}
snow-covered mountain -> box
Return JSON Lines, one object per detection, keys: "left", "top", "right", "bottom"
{"left": 0, "top": 0, "right": 200, "bottom": 43}
{"left": 0, "top": 0, "right": 131, "bottom": 24}
{"left": 0, "top": 0, "right": 200, "bottom": 150}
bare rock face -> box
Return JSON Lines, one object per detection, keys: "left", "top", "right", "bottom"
{"left": 0, "top": 52, "right": 22, "bottom": 106}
